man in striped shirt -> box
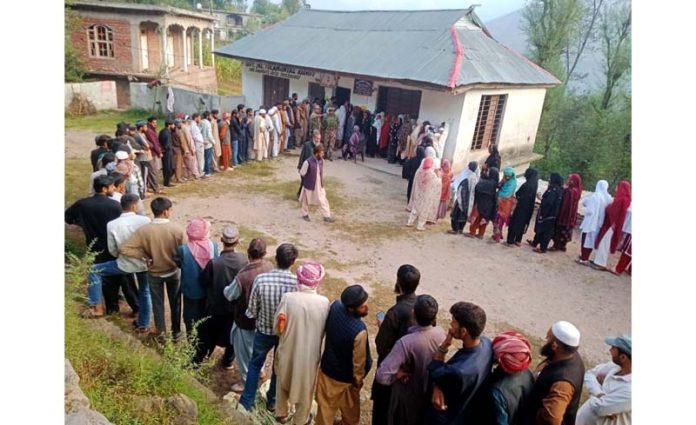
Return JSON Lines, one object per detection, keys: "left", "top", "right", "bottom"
{"left": 239, "top": 243, "right": 299, "bottom": 413}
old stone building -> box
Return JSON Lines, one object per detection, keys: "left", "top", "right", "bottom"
{"left": 67, "top": 0, "right": 220, "bottom": 107}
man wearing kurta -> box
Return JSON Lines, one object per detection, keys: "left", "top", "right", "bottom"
{"left": 273, "top": 262, "right": 330, "bottom": 425}
{"left": 315, "top": 285, "right": 372, "bottom": 425}
{"left": 299, "top": 144, "right": 333, "bottom": 223}
{"left": 253, "top": 109, "right": 270, "bottom": 161}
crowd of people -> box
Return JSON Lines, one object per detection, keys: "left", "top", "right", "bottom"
{"left": 66, "top": 106, "right": 631, "bottom": 424}
{"left": 403, "top": 143, "right": 633, "bottom": 276}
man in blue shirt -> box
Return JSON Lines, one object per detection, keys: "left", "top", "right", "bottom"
{"left": 424, "top": 301, "right": 493, "bottom": 424}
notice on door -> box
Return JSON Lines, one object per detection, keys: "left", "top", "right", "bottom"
{"left": 245, "top": 61, "right": 315, "bottom": 80}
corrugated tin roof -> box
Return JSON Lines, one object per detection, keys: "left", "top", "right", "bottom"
{"left": 69, "top": 0, "right": 218, "bottom": 21}
{"left": 214, "top": 8, "right": 559, "bottom": 89}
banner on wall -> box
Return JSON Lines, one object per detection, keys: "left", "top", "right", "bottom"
{"left": 353, "top": 79, "right": 374, "bottom": 96}
{"left": 245, "top": 61, "right": 315, "bottom": 80}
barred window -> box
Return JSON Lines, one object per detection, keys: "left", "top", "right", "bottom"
{"left": 471, "top": 94, "right": 507, "bottom": 150}
{"left": 87, "top": 25, "right": 114, "bottom": 58}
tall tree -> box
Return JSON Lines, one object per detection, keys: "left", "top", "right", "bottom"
{"left": 599, "top": 0, "right": 631, "bottom": 109}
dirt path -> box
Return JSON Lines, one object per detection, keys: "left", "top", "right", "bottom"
{"left": 66, "top": 128, "right": 630, "bottom": 366}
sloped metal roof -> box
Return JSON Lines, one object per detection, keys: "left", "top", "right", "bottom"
{"left": 214, "top": 8, "right": 559, "bottom": 89}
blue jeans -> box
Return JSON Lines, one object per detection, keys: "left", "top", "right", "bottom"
{"left": 232, "top": 140, "right": 239, "bottom": 166}
{"left": 204, "top": 148, "right": 213, "bottom": 175}
{"left": 239, "top": 332, "right": 279, "bottom": 410}
{"left": 88, "top": 260, "right": 151, "bottom": 327}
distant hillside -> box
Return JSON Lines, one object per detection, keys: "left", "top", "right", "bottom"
{"left": 485, "top": 9, "right": 605, "bottom": 93}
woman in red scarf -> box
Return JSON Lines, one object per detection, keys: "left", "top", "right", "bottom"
{"left": 379, "top": 113, "right": 391, "bottom": 158}
{"left": 549, "top": 173, "right": 583, "bottom": 252}
{"left": 591, "top": 180, "right": 631, "bottom": 271}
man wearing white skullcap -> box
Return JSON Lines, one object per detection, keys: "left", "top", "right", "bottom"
{"left": 521, "top": 321, "right": 586, "bottom": 425}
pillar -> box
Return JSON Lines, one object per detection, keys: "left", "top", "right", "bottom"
{"left": 211, "top": 29, "right": 215, "bottom": 68}
{"left": 198, "top": 30, "right": 203, "bottom": 69}
{"left": 182, "top": 30, "right": 188, "bottom": 72}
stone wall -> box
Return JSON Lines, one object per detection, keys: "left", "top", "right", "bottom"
{"left": 65, "top": 81, "right": 118, "bottom": 111}
{"left": 129, "top": 83, "right": 245, "bottom": 115}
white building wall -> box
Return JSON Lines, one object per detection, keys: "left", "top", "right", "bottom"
{"left": 451, "top": 87, "right": 547, "bottom": 172}
{"left": 241, "top": 67, "right": 264, "bottom": 108}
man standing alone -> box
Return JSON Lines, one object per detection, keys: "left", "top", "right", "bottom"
{"left": 299, "top": 144, "right": 333, "bottom": 223}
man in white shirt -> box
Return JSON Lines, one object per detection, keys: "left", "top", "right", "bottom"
{"left": 88, "top": 194, "right": 152, "bottom": 331}
{"left": 200, "top": 111, "right": 215, "bottom": 176}
{"left": 190, "top": 114, "right": 206, "bottom": 177}
{"left": 576, "top": 335, "right": 632, "bottom": 425}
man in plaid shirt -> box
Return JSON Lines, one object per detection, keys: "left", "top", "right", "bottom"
{"left": 239, "top": 243, "right": 299, "bottom": 412}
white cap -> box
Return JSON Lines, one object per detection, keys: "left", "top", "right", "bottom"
{"left": 258, "top": 109, "right": 267, "bottom": 114}
{"left": 551, "top": 321, "right": 580, "bottom": 347}
{"left": 115, "top": 151, "right": 129, "bottom": 160}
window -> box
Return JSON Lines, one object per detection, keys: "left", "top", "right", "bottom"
{"left": 87, "top": 25, "right": 114, "bottom": 58}
{"left": 471, "top": 94, "right": 507, "bottom": 150}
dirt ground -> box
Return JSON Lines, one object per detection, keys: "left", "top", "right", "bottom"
{"left": 66, "top": 128, "right": 630, "bottom": 415}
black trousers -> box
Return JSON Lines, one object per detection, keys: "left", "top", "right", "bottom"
{"left": 371, "top": 381, "right": 392, "bottom": 425}
{"left": 451, "top": 204, "right": 467, "bottom": 232}
{"left": 193, "top": 314, "right": 235, "bottom": 365}
{"left": 532, "top": 229, "right": 554, "bottom": 251}
{"left": 102, "top": 274, "right": 139, "bottom": 315}
{"left": 162, "top": 151, "right": 174, "bottom": 186}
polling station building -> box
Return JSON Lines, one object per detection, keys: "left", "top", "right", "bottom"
{"left": 214, "top": 7, "right": 559, "bottom": 171}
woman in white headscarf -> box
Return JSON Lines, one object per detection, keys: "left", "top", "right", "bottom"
{"left": 575, "top": 180, "right": 613, "bottom": 265}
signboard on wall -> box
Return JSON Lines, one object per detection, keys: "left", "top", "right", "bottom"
{"left": 245, "top": 61, "right": 315, "bottom": 80}
{"left": 353, "top": 79, "right": 374, "bottom": 96}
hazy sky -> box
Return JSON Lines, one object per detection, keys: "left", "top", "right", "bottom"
{"left": 304, "top": 0, "right": 527, "bottom": 22}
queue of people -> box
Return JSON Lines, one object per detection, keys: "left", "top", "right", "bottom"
{"left": 67, "top": 114, "right": 631, "bottom": 425}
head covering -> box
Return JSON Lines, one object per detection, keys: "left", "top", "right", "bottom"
{"left": 605, "top": 334, "right": 631, "bottom": 357}
{"left": 135, "top": 120, "right": 147, "bottom": 128}
{"left": 551, "top": 321, "right": 581, "bottom": 347}
{"left": 115, "top": 151, "right": 129, "bottom": 160}
{"left": 422, "top": 157, "right": 434, "bottom": 170}
{"left": 441, "top": 159, "right": 451, "bottom": 173}
{"left": 493, "top": 331, "right": 532, "bottom": 373}
{"left": 259, "top": 109, "right": 267, "bottom": 115}
{"left": 452, "top": 161, "right": 479, "bottom": 192}
{"left": 557, "top": 173, "right": 583, "bottom": 227}
{"left": 186, "top": 219, "right": 213, "bottom": 270}
{"left": 174, "top": 118, "right": 182, "bottom": 125}
{"left": 221, "top": 225, "right": 240, "bottom": 244}
{"left": 498, "top": 166, "right": 517, "bottom": 198}
{"left": 579, "top": 180, "right": 613, "bottom": 234}
{"left": 114, "top": 162, "right": 131, "bottom": 176}
{"left": 549, "top": 172, "right": 564, "bottom": 187}
{"left": 596, "top": 180, "right": 631, "bottom": 253}
{"left": 105, "top": 162, "right": 117, "bottom": 173}
{"left": 341, "top": 285, "right": 368, "bottom": 308}
{"left": 296, "top": 261, "right": 325, "bottom": 288}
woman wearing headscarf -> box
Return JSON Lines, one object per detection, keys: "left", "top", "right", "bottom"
{"left": 590, "top": 180, "right": 631, "bottom": 271}
{"left": 402, "top": 146, "right": 426, "bottom": 204}
{"left": 437, "top": 159, "right": 453, "bottom": 219}
{"left": 405, "top": 119, "right": 420, "bottom": 160}
{"left": 505, "top": 168, "right": 539, "bottom": 246}
{"left": 491, "top": 166, "right": 517, "bottom": 242}
{"left": 368, "top": 113, "right": 381, "bottom": 158}
{"left": 397, "top": 115, "right": 411, "bottom": 163}
{"left": 576, "top": 180, "right": 613, "bottom": 265}
{"left": 549, "top": 173, "right": 583, "bottom": 252}
{"left": 343, "top": 125, "right": 362, "bottom": 162}
{"left": 379, "top": 113, "right": 392, "bottom": 158}
{"left": 466, "top": 167, "right": 500, "bottom": 239}
{"left": 176, "top": 218, "right": 219, "bottom": 335}
{"left": 387, "top": 116, "right": 401, "bottom": 164}
{"left": 527, "top": 172, "right": 564, "bottom": 253}
{"left": 612, "top": 205, "right": 632, "bottom": 275}
{"left": 406, "top": 157, "right": 442, "bottom": 230}
{"left": 449, "top": 161, "right": 479, "bottom": 234}
{"left": 483, "top": 144, "right": 502, "bottom": 176}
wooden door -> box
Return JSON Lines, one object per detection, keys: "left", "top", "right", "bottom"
{"left": 140, "top": 32, "right": 149, "bottom": 71}
{"left": 263, "top": 75, "right": 289, "bottom": 108}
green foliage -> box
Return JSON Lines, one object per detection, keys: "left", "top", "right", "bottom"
{"left": 65, "top": 108, "right": 166, "bottom": 133}
{"left": 65, "top": 251, "right": 224, "bottom": 424}
{"left": 65, "top": 1, "right": 87, "bottom": 82}
{"left": 524, "top": 0, "right": 631, "bottom": 189}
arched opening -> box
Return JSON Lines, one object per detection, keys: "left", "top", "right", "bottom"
{"left": 139, "top": 21, "right": 161, "bottom": 72}
{"left": 167, "top": 24, "right": 185, "bottom": 69}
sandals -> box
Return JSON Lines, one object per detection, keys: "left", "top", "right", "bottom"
{"left": 575, "top": 259, "right": 590, "bottom": 266}
{"left": 80, "top": 307, "right": 104, "bottom": 319}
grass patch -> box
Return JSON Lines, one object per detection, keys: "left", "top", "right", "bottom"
{"left": 65, "top": 252, "right": 228, "bottom": 425}
{"left": 65, "top": 158, "right": 92, "bottom": 206}
{"left": 66, "top": 108, "right": 165, "bottom": 134}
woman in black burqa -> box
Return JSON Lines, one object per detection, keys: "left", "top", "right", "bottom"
{"left": 505, "top": 168, "right": 539, "bottom": 246}
{"left": 527, "top": 172, "right": 564, "bottom": 253}
{"left": 402, "top": 146, "right": 426, "bottom": 204}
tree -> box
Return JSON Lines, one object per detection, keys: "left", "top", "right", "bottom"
{"left": 65, "top": 1, "right": 86, "bottom": 82}
{"left": 599, "top": 0, "right": 631, "bottom": 109}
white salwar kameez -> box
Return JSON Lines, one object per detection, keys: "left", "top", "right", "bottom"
{"left": 274, "top": 287, "right": 330, "bottom": 424}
